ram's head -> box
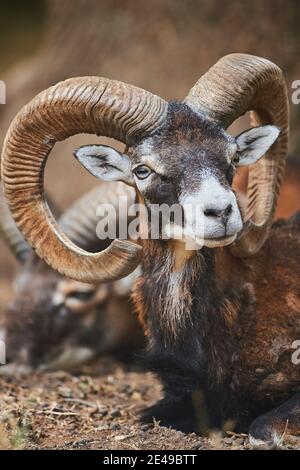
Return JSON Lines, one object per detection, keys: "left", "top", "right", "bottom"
{"left": 1, "top": 54, "right": 288, "bottom": 284}
{"left": 74, "top": 102, "right": 280, "bottom": 249}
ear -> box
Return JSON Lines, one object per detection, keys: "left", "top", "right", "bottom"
{"left": 74, "top": 145, "right": 134, "bottom": 186}
{"left": 235, "top": 125, "right": 280, "bottom": 166}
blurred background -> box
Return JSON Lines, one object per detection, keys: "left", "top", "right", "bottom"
{"left": 0, "top": 0, "right": 300, "bottom": 313}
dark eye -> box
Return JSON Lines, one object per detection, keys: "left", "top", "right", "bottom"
{"left": 70, "top": 291, "right": 94, "bottom": 301}
{"left": 134, "top": 165, "right": 152, "bottom": 180}
{"left": 231, "top": 154, "right": 240, "bottom": 166}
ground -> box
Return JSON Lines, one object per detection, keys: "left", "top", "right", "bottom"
{"left": 0, "top": 358, "right": 299, "bottom": 451}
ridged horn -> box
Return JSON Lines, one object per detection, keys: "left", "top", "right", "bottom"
{"left": 184, "top": 53, "right": 289, "bottom": 256}
{"left": 60, "top": 182, "right": 136, "bottom": 251}
{"left": 0, "top": 183, "right": 31, "bottom": 262}
{"left": 1, "top": 77, "right": 167, "bottom": 282}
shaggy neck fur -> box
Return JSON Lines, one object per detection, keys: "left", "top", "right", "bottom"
{"left": 132, "top": 239, "right": 258, "bottom": 428}
{"left": 155, "top": 246, "right": 203, "bottom": 341}
{"left": 134, "top": 239, "right": 248, "bottom": 386}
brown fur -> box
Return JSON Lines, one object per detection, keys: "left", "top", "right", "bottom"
{"left": 127, "top": 104, "right": 300, "bottom": 439}
{"left": 133, "top": 215, "right": 300, "bottom": 436}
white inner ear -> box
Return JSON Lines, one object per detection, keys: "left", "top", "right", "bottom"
{"left": 236, "top": 125, "right": 280, "bottom": 166}
{"left": 74, "top": 145, "right": 134, "bottom": 186}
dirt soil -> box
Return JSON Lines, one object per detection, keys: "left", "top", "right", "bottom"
{"left": 0, "top": 358, "right": 299, "bottom": 451}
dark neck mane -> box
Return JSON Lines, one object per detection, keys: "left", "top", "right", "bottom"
{"left": 135, "top": 239, "right": 248, "bottom": 387}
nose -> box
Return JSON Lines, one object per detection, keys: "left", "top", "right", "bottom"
{"left": 204, "top": 203, "right": 232, "bottom": 222}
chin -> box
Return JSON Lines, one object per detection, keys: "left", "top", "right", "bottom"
{"left": 201, "top": 233, "right": 237, "bottom": 248}
{"left": 181, "top": 231, "right": 238, "bottom": 250}
{"left": 162, "top": 224, "right": 239, "bottom": 250}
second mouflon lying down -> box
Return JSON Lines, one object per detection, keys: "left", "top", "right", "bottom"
{"left": 0, "top": 182, "right": 142, "bottom": 370}
{"left": 1, "top": 54, "right": 300, "bottom": 448}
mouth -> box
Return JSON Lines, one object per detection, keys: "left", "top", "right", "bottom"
{"left": 201, "top": 233, "right": 237, "bottom": 248}
{"left": 162, "top": 223, "right": 238, "bottom": 249}
{"left": 181, "top": 229, "right": 237, "bottom": 249}
{"left": 0, "top": 363, "right": 32, "bottom": 376}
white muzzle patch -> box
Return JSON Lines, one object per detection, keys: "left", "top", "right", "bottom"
{"left": 179, "top": 176, "right": 243, "bottom": 248}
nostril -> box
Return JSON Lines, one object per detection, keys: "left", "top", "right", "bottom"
{"left": 204, "top": 208, "right": 220, "bottom": 218}
{"left": 224, "top": 203, "right": 232, "bottom": 217}
{"left": 204, "top": 204, "right": 232, "bottom": 219}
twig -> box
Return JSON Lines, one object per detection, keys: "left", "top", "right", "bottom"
{"left": 63, "top": 398, "right": 98, "bottom": 409}
{"left": 276, "top": 419, "right": 289, "bottom": 447}
{"left": 226, "top": 431, "right": 248, "bottom": 438}
{"left": 33, "top": 409, "right": 79, "bottom": 417}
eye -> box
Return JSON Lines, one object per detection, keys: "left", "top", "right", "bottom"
{"left": 133, "top": 165, "right": 152, "bottom": 180}
{"left": 69, "top": 291, "right": 94, "bottom": 302}
{"left": 231, "top": 153, "right": 240, "bottom": 166}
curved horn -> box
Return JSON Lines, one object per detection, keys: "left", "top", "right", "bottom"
{"left": 59, "top": 182, "right": 136, "bottom": 251}
{"left": 1, "top": 77, "right": 167, "bottom": 282}
{"left": 184, "top": 54, "right": 289, "bottom": 256}
{"left": 0, "top": 183, "right": 31, "bottom": 262}
{"left": 0, "top": 181, "right": 62, "bottom": 263}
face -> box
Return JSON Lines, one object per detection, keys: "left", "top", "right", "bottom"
{"left": 4, "top": 255, "right": 141, "bottom": 371}
{"left": 74, "top": 102, "right": 280, "bottom": 248}
{"left": 4, "top": 257, "right": 106, "bottom": 369}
